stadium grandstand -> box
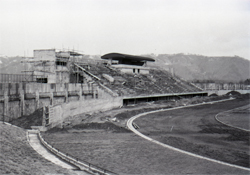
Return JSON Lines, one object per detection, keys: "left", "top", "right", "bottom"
{"left": 1, "top": 50, "right": 206, "bottom": 106}
{"left": 83, "top": 61, "right": 202, "bottom": 96}
{"left": 69, "top": 52, "right": 206, "bottom": 104}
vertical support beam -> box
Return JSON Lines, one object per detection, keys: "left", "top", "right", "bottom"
{"left": 108, "top": 58, "right": 112, "bottom": 65}
{"left": 3, "top": 91, "right": 9, "bottom": 122}
{"left": 35, "top": 90, "right": 39, "bottom": 110}
{"left": 50, "top": 92, "right": 53, "bottom": 105}
{"left": 79, "top": 86, "right": 82, "bottom": 101}
{"left": 65, "top": 90, "right": 68, "bottom": 103}
{"left": 93, "top": 87, "right": 96, "bottom": 99}
{"left": 42, "top": 106, "right": 46, "bottom": 126}
{"left": 77, "top": 67, "right": 79, "bottom": 83}
{"left": 19, "top": 89, "right": 25, "bottom": 116}
{"left": 64, "top": 83, "right": 68, "bottom": 103}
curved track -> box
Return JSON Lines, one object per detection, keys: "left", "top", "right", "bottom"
{"left": 215, "top": 105, "right": 250, "bottom": 132}
{"left": 127, "top": 98, "right": 250, "bottom": 171}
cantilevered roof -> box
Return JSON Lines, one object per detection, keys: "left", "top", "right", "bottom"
{"left": 69, "top": 51, "right": 83, "bottom": 56}
{"left": 101, "top": 53, "right": 155, "bottom": 62}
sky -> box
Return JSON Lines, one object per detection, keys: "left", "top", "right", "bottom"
{"left": 0, "top": 0, "right": 249, "bottom": 59}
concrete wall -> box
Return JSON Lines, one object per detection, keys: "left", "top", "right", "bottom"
{"left": 0, "top": 82, "right": 99, "bottom": 122}
{"left": 39, "top": 98, "right": 51, "bottom": 109}
{"left": 34, "top": 49, "right": 56, "bottom": 61}
{"left": 119, "top": 68, "right": 149, "bottom": 74}
{"left": 0, "top": 82, "right": 93, "bottom": 96}
{"left": 0, "top": 102, "right": 4, "bottom": 120}
{"left": 194, "top": 82, "right": 247, "bottom": 91}
{"left": 207, "top": 90, "right": 250, "bottom": 96}
{"left": 112, "top": 64, "right": 150, "bottom": 75}
{"left": 8, "top": 100, "right": 20, "bottom": 121}
{"left": 33, "top": 49, "right": 70, "bottom": 83}
{"left": 45, "top": 83, "right": 122, "bottom": 128}
{"left": 56, "top": 71, "right": 70, "bottom": 84}
{"left": 49, "top": 96, "right": 123, "bottom": 128}
{"left": 24, "top": 99, "right": 36, "bottom": 116}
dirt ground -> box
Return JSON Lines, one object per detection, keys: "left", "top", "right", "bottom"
{"left": 62, "top": 95, "right": 228, "bottom": 129}
{"left": 216, "top": 104, "right": 250, "bottom": 130}
{"left": 9, "top": 108, "right": 43, "bottom": 129}
{"left": 136, "top": 98, "right": 250, "bottom": 168}
{"left": 42, "top": 95, "right": 250, "bottom": 174}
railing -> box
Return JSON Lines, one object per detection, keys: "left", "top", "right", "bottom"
{"left": 0, "top": 73, "right": 45, "bottom": 83}
{"left": 38, "top": 132, "right": 117, "bottom": 175}
{"left": 74, "top": 63, "right": 119, "bottom": 97}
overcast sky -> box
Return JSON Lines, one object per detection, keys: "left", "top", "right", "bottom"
{"left": 0, "top": 0, "right": 249, "bottom": 59}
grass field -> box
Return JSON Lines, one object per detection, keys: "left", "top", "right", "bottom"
{"left": 42, "top": 95, "right": 250, "bottom": 174}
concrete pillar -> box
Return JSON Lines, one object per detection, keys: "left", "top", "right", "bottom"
{"left": 50, "top": 92, "right": 53, "bottom": 105}
{"left": 19, "top": 90, "right": 25, "bottom": 116}
{"left": 64, "top": 83, "right": 68, "bottom": 103}
{"left": 65, "top": 90, "right": 68, "bottom": 103}
{"left": 42, "top": 106, "right": 46, "bottom": 126}
{"left": 108, "top": 58, "right": 112, "bottom": 65}
{"left": 35, "top": 90, "right": 40, "bottom": 109}
{"left": 79, "top": 87, "right": 82, "bottom": 101}
{"left": 3, "top": 91, "right": 9, "bottom": 122}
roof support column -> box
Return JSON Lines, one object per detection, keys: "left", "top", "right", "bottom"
{"left": 108, "top": 58, "right": 112, "bottom": 65}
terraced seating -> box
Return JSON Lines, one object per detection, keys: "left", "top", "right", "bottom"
{"left": 83, "top": 63, "right": 201, "bottom": 97}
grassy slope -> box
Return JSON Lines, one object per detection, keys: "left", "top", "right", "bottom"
{"left": 0, "top": 123, "right": 74, "bottom": 175}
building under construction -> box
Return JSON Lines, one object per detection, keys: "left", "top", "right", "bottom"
{"left": 23, "top": 49, "right": 85, "bottom": 83}
{"left": 23, "top": 49, "right": 158, "bottom": 85}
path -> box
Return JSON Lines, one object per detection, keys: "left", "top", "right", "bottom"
{"left": 27, "top": 130, "right": 90, "bottom": 175}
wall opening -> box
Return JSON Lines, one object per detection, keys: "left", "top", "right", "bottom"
{"left": 36, "top": 78, "right": 48, "bottom": 83}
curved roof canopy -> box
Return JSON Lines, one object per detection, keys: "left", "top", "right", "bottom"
{"left": 101, "top": 53, "right": 155, "bottom": 62}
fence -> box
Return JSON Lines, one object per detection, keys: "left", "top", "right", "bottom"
{"left": 38, "top": 132, "right": 117, "bottom": 175}
{"left": 0, "top": 73, "right": 45, "bottom": 83}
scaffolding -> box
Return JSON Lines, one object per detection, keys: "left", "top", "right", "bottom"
{"left": 21, "top": 49, "right": 87, "bottom": 84}
{"left": 0, "top": 73, "right": 46, "bottom": 83}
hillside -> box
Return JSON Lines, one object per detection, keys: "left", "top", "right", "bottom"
{"left": 0, "top": 56, "right": 25, "bottom": 74}
{"left": 0, "top": 55, "right": 99, "bottom": 74}
{"left": 1, "top": 53, "right": 249, "bottom": 82}
{"left": 147, "top": 54, "right": 250, "bottom": 83}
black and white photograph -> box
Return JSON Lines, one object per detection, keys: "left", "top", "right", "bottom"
{"left": 0, "top": 0, "right": 249, "bottom": 174}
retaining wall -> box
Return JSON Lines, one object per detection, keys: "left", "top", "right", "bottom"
{"left": 49, "top": 96, "right": 122, "bottom": 128}
{"left": 0, "top": 82, "right": 98, "bottom": 122}
{"left": 207, "top": 90, "right": 250, "bottom": 96}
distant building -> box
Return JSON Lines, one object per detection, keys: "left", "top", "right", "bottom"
{"left": 101, "top": 53, "right": 155, "bottom": 74}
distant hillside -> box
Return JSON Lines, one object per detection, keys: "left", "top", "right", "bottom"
{"left": 1, "top": 53, "right": 249, "bottom": 83}
{"left": 147, "top": 54, "right": 250, "bottom": 83}
{"left": 0, "top": 55, "right": 100, "bottom": 74}
{"left": 0, "top": 56, "right": 25, "bottom": 74}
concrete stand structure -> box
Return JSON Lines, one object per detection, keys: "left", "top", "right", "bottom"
{"left": 101, "top": 53, "right": 155, "bottom": 74}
